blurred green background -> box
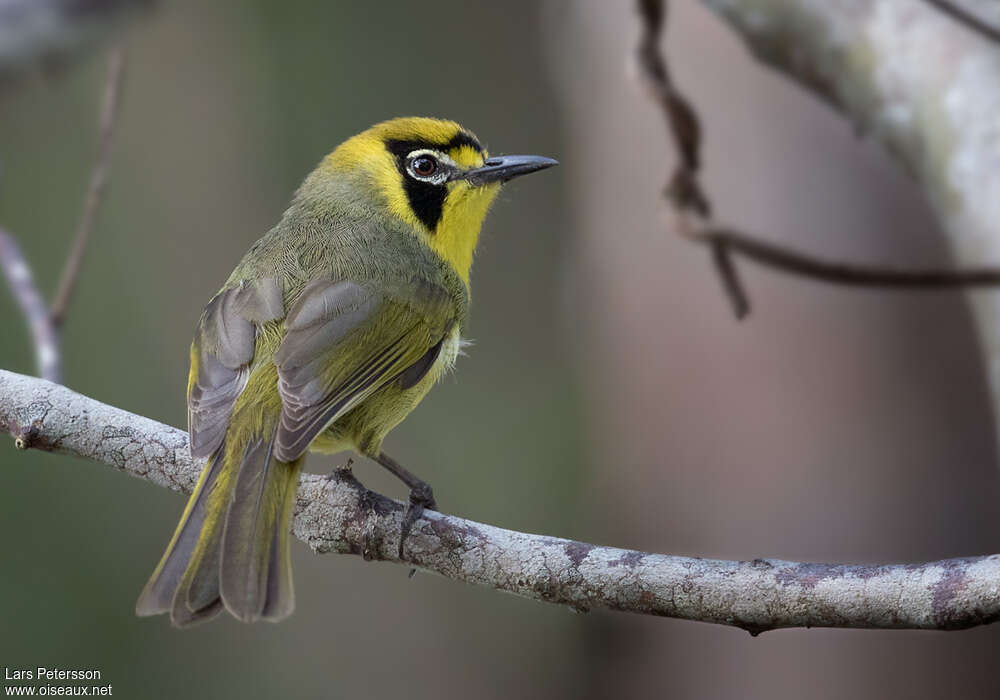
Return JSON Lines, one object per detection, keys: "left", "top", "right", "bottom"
{"left": 3, "top": 2, "right": 1000, "bottom": 699}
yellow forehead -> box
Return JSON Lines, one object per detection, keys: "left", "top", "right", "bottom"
{"left": 447, "top": 144, "right": 485, "bottom": 168}
{"left": 368, "top": 116, "right": 468, "bottom": 143}
{"left": 327, "top": 117, "right": 485, "bottom": 170}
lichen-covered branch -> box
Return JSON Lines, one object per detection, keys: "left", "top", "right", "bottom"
{"left": 697, "top": 0, "right": 1000, "bottom": 428}
{"left": 2, "top": 368, "right": 998, "bottom": 634}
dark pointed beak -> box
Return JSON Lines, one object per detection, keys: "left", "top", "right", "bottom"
{"left": 459, "top": 154, "right": 558, "bottom": 186}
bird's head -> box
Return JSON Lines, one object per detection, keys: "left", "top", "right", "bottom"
{"left": 309, "top": 117, "right": 557, "bottom": 284}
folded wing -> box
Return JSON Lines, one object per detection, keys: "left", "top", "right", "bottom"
{"left": 273, "top": 277, "right": 454, "bottom": 461}
{"left": 187, "top": 278, "right": 284, "bottom": 459}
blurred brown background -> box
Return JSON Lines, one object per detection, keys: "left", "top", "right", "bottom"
{"left": 1, "top": 1, "right": 998, "bottom": 698}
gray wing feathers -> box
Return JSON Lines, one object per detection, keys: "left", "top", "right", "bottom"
{"left": 275, "top": 339, "right": 410, "bottom": 461}
{"left": 188, "top": 278, "right": 284, "bottom": 459}
{"left": 273, "top": 280, "right": 382, "bottom": 461}
{"left": 396, "top": 337, "right": 444, "bottom": 390}
{"left": 231, "top": 277, "right": 284, "bottom": 323}
{"left": 265, "top": 276, "right": 454, "bottom": 462}
{"left": 188, "top": 354, "right": 247, "bottom": 460}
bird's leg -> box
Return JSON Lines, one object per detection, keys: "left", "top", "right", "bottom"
{"left": 374, "top": 451, "right": 437, "bottom": 559}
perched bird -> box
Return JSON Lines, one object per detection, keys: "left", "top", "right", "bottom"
{"left": 136, "top": 117, "right": 557, "bottom": 626}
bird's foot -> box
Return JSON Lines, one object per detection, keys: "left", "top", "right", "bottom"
{"left": 399, "top": 480, "right": 437, "bottom": 562}
{"left": 373, "top": 452, "right": 438, "bottom": 574}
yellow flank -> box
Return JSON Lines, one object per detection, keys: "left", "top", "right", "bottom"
{"left": 321, "top": 117, "right": 501, "bottom": 285}
{"left": 309, "top": 325, "right": 463, "bottom": 456}
{"left": 186, "top": 343, "right": 199, "bottom": 399}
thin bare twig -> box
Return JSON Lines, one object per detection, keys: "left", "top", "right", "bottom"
{"left": 0, "top": 230, "right": 61, "bottom": 381}
{"left": 689, "top": 228, "right": 1000, "bottom": 288}
{"left": 709, "top": 238, "right": 750, "bottom": 316}
{"left": 50, "top": 46, "right": 125, "bottom": 327}
{"left": 635, "top": 0, "right": 748, "bottom": 316}
{"left": 635, "top": 0, "right": 708, "bottom": 216}
{"left": 922, "top": 0, "right": 1000, "bottom": 45}
{"left": 0, "top": 46, "right": 125, "bottom": 381}
{"left": 1, "top": 368, "right": 999, "bottom": 634}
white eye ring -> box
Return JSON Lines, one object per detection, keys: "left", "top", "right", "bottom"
{"left": 405, "top": 149, "right": 454, "bottom": 185}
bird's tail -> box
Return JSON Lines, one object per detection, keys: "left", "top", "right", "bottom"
{"left": 136, "top": 423, "right": 302, "bottom": 627}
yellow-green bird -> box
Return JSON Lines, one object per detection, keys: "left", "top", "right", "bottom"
{"left": 135, "top": 117, "right": 557, "bottom": 626}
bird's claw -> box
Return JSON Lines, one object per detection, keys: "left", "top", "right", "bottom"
{"left": 398, "top": 482, "right": 436, "bottom": 567}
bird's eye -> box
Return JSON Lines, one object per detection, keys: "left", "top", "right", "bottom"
{"left": 410, "top": 155, "right": 438, "bottom": 178}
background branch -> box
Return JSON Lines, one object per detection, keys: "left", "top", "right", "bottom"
{"left": 635, "top": 0, "right": 755, "bottom": 318}
{"left": 2, "top": 367, "right": 998, "bottom": 635}
{"left": 640, "top": 0, "right": 1000, "bottom": 320}
{"left": 696, "top": 0, "right": 1000, "bottom": 436}
{"left": 0, "top": 230, "right": 60, "bottom": 381}
{"left": 0, "top": 46, "right": 125, "bottom": 380}
{"left": 635, "top": 0, "right": 709, "bottom": 218}
{"left": 689, "top": 227, "right": 1000, "bottom": 289}
{"left": 50, "top": 45, "right": 125, "bottom": 327}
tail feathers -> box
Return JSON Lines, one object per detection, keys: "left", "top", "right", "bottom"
{"left": 136, "top": 428, "right": 302, "bottom": 627}
{"left": 220, "top": 432, "right": 301, "bottom": 623}
{"left": 170, "top": 595, "right": 224, "bottom": 627}
{"left": 170, "top": 506, "right": 226, "bottom": 627}
{"left": 135, "top": 441, "right": 228, "bottom": 622}
{"left": 261, "top": 460, "right": 299, "bottom": 621}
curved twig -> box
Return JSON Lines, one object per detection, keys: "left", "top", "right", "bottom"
{"left": 0, "top": 231, "right": 61, "bottom": 381}
{"left": 635, "top": 0, "right": 748, "bottom": 317}
{"left": 1, "top": 368, "right": 998, "bottom": 635}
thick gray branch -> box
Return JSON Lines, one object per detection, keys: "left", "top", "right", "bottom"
{"left": 1, "top": 369, "right": 998, "bottom": 634}
{"left": 698, "top": 0, "right": 1000, "bottom": 431}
